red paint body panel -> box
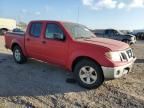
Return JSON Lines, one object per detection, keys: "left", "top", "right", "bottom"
{"left": 4, "top": 20, "right": 130, "bottom": 71}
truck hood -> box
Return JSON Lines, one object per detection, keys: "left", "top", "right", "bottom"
{"left": 78, "top": 37, "right": 129, "bottom": 51}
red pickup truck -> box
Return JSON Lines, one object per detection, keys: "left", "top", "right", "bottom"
{"left": 4, "top": 20, "right": 136, "bottom": 89}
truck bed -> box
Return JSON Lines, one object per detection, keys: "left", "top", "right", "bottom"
{"left": 7, "top": 31, "right": 25, "bottom": 36}
{"left": 5, "top": 32, "right": 25, "bottom": 50}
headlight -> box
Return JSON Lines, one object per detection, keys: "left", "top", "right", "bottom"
{"left": 105, "top": 52, "right": 121, "bottom": 62}
{"left": 131, "top": 37, "right": 134, "bottom": 40}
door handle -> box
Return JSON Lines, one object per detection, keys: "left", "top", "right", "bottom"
{"left": 42, "top": 41, "right": 46, "bottom": 44}
{"left": 27, "top": 38, "right": 30, "bottom": 41}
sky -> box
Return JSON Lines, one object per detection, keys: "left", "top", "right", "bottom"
{"left": 0, "top": 0, "right": 144, "bottom": 30}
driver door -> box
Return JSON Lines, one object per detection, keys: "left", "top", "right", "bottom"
{"left": 41, "top": 22, "right": 68, "bottom": 66}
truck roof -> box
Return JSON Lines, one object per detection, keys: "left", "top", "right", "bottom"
{"left": 31, "top": 20, "right": 73, "bottom": 23}
{"left": 29, "top": 20, "right": 77, "bottom": 24}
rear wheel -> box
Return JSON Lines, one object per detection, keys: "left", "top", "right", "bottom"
{"left": 13, "top": 46, "right": 27, "bottom": 64}
{"left": 74, "top": 59, "right": 104, "bottom": 89}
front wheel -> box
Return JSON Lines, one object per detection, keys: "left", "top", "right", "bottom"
{"left": 13, "top": 46, "right": 27, "bottom": 64}
{"left": 74, "top": 59, "right": 104, "bottom": 89}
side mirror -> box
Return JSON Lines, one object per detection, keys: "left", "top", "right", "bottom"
{"left": 53, "top": 33, "right": 65, "bottom": 41}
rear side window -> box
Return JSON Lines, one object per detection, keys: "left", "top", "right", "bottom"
{"left": 30, "top": 23, "right": 42, "bottom": 37}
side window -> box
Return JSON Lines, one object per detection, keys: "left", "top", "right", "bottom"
{"left": 105, "top": 30, "right": 108, "bottom": 35}
{"left": 112, "top": 30, "right": 117, "bottom": 36}
{"left": 106, "top": 30, "right": 111, "bottom": 36}
{"left": 45, "top": 23, "right": 64, "bottom": 39}
{"left": 30, "top": 23, "right": 42, "bottom": 37}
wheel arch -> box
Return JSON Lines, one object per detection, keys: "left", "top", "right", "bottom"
{"left": 10, "top": 39, "right": 27, "bottom": 58}
{"left": 71, "top": 56, "right": 101, "bottom": 72}
{"left": 11, "top": 43, "right": 20, "bottom": 51}
{"left": 12, "top": 42, "right": 27, "bottom": 64}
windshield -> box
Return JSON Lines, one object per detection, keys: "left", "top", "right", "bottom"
{"left": 63, "top": 22, "right": 95, "bottom": 39}
{"left": 117, "top": 30, "right": 124, "bottom": 35}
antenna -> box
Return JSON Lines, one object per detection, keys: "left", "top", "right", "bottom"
{"left": 76, "top": 2, "right": 80, "bottom": 23}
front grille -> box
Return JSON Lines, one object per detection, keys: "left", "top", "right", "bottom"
{"left": 120, "top": 48, "right": 134, "bottom": 61}
{"left": 126, "top": 49, "right": 133, "bottom": 58}
{"left": 121, "top": 53, "right": 128, "bottom": 61}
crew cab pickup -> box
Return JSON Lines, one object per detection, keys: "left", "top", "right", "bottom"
{"left": 4, "top": 21, "right": 136, "bottom": 89}
{"left": 93, "top": 29, "right": 136, "bottom": 45}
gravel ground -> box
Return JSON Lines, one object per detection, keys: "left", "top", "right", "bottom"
{"left": 0, "top": 36, "right": 144, "bottom": 108}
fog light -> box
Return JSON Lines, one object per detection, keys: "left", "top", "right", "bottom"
{"left": 123, "top": 69, "right": 128, "bottom": 74}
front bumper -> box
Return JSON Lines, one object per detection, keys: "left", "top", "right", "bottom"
{"left": 102, "top": 57, "right": 136, "bottom": 79}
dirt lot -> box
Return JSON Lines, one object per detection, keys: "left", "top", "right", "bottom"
{"left": 0, "top": 36, "right": 144, "bottom": 108}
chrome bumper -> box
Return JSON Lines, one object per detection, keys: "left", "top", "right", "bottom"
{"left": 102, "top": 57, "right": 136, "bottom": 79}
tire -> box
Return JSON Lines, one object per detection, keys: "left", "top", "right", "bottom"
{"left": 74, "top": 59, "right": 104, "bottom": 89}
{"left": 13, "top": 46, "right": 27, "bottom": 64}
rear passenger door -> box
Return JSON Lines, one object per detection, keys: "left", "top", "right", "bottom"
{"left": 25, "top": 22, "right": 44, "bottom": 59}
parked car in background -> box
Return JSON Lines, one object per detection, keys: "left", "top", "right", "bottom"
{"left": 93, "top": 29, "right": 136, "bottom": 45}
{"left": 135, "top": 32, "right": 144, "bottom": 40}
{"left": 4, "top": 20, "right": 136, "bottom": 89}
{"left": 0, "top": 18, "right": 16, "bottom": 35}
